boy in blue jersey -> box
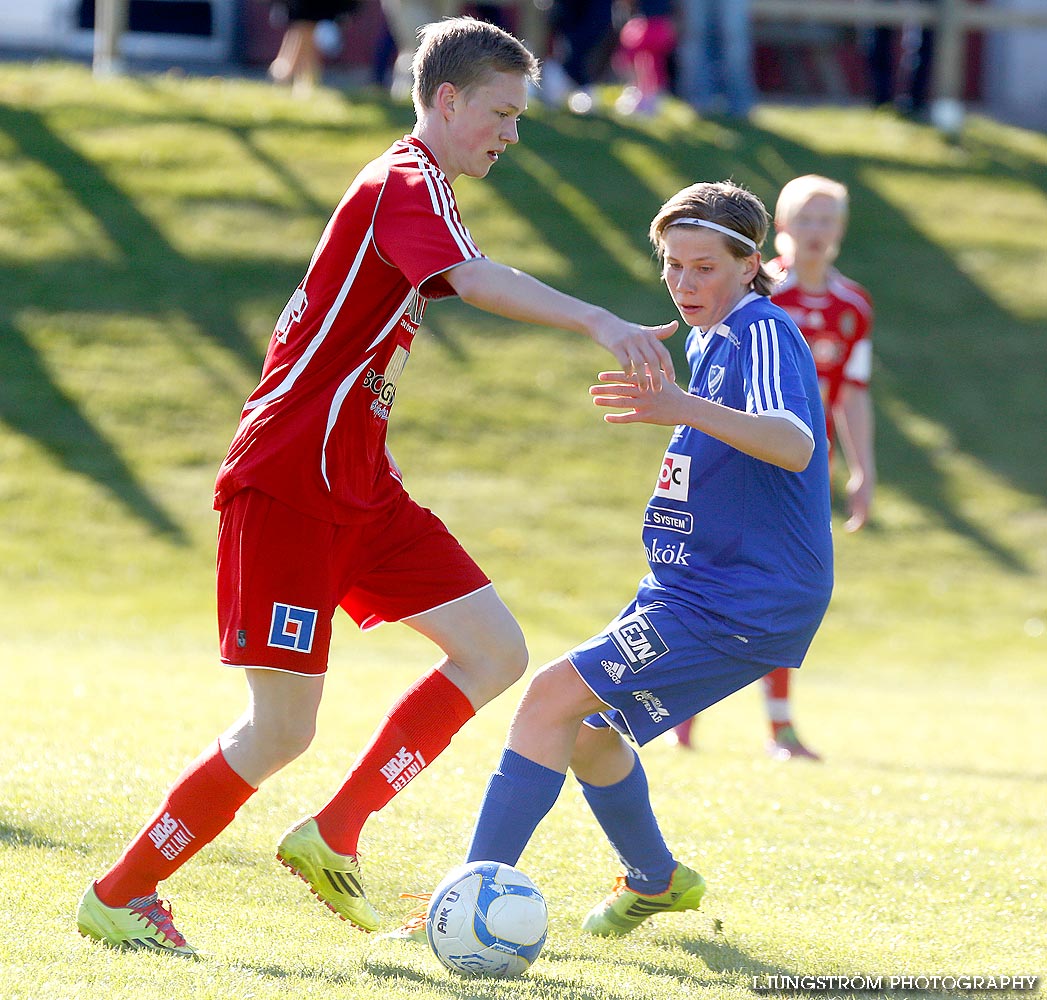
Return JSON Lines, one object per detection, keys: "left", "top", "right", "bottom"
{"left": 392, "top": 180, "right": 833, "bottom": 939}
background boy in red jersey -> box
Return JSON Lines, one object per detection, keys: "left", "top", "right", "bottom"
{"left": 77, "top": 16, "right": 677, "bottom": 955}
{"left": 669, "top": 174, "right": 874, "bottom": 761}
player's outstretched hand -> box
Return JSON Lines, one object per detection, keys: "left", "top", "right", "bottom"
{"left": 590, "top": 370, "right": 689, "bottom": 425}
{"left": 592, "top": 320, "right": 677, "bottom": 389}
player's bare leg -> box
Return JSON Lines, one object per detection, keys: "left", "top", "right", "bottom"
{"left": 221, "top": 669, "right": 325, "bottom": 787}
{"left": 279, "top": 587, "right": 528, "bottom": 930}
{"left": 404, "top": 585, "right": 528, "bottom": 710}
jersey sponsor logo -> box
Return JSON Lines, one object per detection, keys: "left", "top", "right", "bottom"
{"left": 148, "top": 811, "right": 196, "bottom": 862}
{"left": 364, "top": 344, "right": 410, "bottom": 422}
{"left": 268, "top": 602, "right": 318, "bottom": 653}
{"left": 609, "top": 612, "right": 669, "bottom": 669}
{"left": 380, "top": 746, "right": 427, "bottom": 791}
{"left": 275, "top": 286, "right": 308, "bottom": 344}
{"left": 644, "top": 506, "right": 694, "bottom": 535}
{"left": 601, "top": 659, "right": 630, "bottom": 684}
{"left": 707, "top": 364, "right": 725, "bottom": 397}
{"left": 633, "top": 689, "right": 671, "bottom": 723}
{"left": 645, "top": 537, "right": 690, "bottom": 566}
{"left": 656, "top": 452, "right": 690, "bottom": 501}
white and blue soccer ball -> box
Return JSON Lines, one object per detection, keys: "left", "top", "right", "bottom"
{"left": 426, "top": 861, "right": 548, "bottom": 978}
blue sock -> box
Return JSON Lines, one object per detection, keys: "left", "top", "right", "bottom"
{"left": 466, "top": 748, "right": 566, "bottom": 866}
{"left": 577, "top": 752, "right": 677, "bottom": 894}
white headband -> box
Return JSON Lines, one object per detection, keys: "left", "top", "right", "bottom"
{"left": 666, "top": 217, "right": 759, "bottom": 252}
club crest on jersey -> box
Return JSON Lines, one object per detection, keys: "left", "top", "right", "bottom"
{"left": 656, "top": 452, "right": 690, "bottom": 501}
{"left": 706, "top": 364, "right": 725, "bottom": 397}
{"left": 268, "top": 602, "right": 318, "bottom": 653}
{"left": 275, "top": 287, "right": 308, "bottom": 344}
{"left": 609, "top": 612, "right": 669, "bottom": 669}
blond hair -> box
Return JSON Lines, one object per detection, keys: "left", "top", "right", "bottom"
{"left": 773, "top": 174, "right": 849, "bottom": 259}
{"left": 412, "top": 17, "right": 540, "bottom": 113}
{"left": 650, "top": 181, "right": 776, "bottom": 296}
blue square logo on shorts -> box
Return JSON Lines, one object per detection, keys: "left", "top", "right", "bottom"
{"left": 609, "top": 612, "right": 669, "bottom": 670}
{"left": 268, "top": 602, "right": 318, "bottom": 654}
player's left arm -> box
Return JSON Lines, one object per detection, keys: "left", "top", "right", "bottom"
{"left": 834, "top": 383, "right": 876, "bottom": 531}
{"left": 591, "top": 371, "right": 815, "bottom": 472}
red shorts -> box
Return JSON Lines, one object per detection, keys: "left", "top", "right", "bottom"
{"left": 216, "top": 488, "right": 491, "bottom": 675}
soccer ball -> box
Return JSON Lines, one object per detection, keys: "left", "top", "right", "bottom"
{"left": 426, "top": 861, "right": 548, "bottom": 978}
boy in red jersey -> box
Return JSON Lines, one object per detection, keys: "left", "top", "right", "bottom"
{"left": 76, "top": 16, "right": 677, "bottom": 955}
{"left": 669, "top": 174, "right": 874, "bottom": 760}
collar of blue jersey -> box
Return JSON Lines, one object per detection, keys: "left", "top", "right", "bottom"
{"left": 693, "top": 291, "right": 761, "bottom": 337}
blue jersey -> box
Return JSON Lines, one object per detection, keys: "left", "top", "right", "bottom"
{"left": 636, "top": 292, "right": 833, "bottom": 667}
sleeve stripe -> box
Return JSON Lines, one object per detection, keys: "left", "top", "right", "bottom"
{"left": 750, "top": 318, "right": 786, "bottom": 413}
{"left": 408, "top": 149, "right": 482, "bottom": 260}
{"left": 413, "top": 153, "right": 443, "bottom": 215}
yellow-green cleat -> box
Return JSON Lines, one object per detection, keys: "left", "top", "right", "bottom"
{"left": 276, "top": 817, "right": 379, "bottom": 932}
{"left": 581, "top": 863, "right": 706, "bottom": 937}
{"left": 76, "top": 883, "right": 198, "bottom": 956}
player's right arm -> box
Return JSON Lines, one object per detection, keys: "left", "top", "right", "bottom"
{"left": 590, "top": 371, "right": 815, "bottom": 473}
{"left": 444, "top": 257, "right": 677, "bottom": 386}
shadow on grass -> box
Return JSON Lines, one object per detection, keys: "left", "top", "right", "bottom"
{"left": 2, "top": 84, "right": 1044, "bottom": 570}
{"left": 0, "top": 100, "right": 305, "bottom": 542}
{"left": 240, "top": 933, "right": 740, "bottom": 997}
{"left": 0, "top": 819, "right": 76, "bottom": 851}
{"left": 845, "top": 755, "right": 1047, "bottom": 785}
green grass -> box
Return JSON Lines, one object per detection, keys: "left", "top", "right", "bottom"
{"left": 1, "top": 63, "right": 1045, "bottom": 1000}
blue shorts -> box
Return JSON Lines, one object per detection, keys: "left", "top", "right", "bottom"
{"left": 569, "top": 599, "right": 773, "bottom": 746}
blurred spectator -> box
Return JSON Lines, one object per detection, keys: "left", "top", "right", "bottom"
{"left": 675, "top": 0, "right": 755, "bottom": 118}
{"left": 378, "top": 3, "right": 511, "bottom": 101}
{"left": 614, "top": 0, "right": 678, "bottom": 116}
{"left": 867, "top": 0, "right": 937, "bottom": 116}
{"left": 539, "top": 0, "right": 617, "bottom": 112}
{"left": 380, "top": 0, "right": 439, "bottom": 100}
{"left": 269, "top": 0, "right": 358, "bottom": 95}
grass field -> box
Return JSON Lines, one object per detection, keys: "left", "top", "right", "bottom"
{"left": 1, "top": 63, "right": 1045, "bottom": 1000}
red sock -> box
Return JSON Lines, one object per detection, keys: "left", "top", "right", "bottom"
{"left": 763, "top": 668, "right": 792, "bottom": 739}
{"left": 95, "top": 740, "right": 256, "bottom": 907}
{"left": 314, "top": 669, "right": 475, "bottom": 855}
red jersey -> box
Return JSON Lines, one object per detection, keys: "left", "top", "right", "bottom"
{"left": 770, "top": 259, "right": 873, "bottom": 443}
{"left": 214, "top": 137, "right": 483, "bottom": 523}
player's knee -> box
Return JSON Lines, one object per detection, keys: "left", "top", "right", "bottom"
{"left": 502, "top": 627, "right": 529, "bottom": 685}
{"left": 480, "top": 616, "right": 528, "bottom": 689}
{"left": 265, "top": 715, "right": 317, "bottom": 768}
{"left": 523, "top": 659, "right": 592, "bottom": 723}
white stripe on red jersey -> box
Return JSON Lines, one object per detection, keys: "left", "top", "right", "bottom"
{"left": 214, "top": 136, "right": 485, "bottom": 522}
